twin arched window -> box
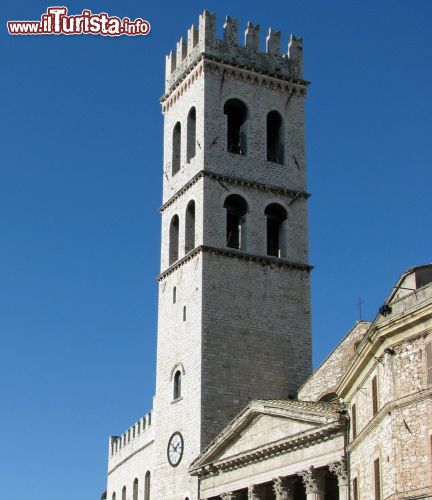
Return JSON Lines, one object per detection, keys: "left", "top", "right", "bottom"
{"left": 224, "top": 99, "right": 285, "bottom": 163}
{"left": 224, "top": 195, "right": 287, "bottom": 257}
{"left": 172, "top": 107, "right": 197, "bottom": 176}
{"left": 168, "top": 200, "right": 196, "bottom": 266}
{"left": 172, "top": 101, "right": 285, "bottom": 175}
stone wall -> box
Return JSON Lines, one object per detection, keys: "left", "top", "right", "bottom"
{"left": 107, "top": 422, "right": 155, "bottom": 500}
{"left": 152, "top": 255, "right": 204, "bottom": 499}
{"left": 298, "top": 321, "right": 370, "bottom": 402}
{"left": 201, "top": 253, "right": 312, "bottom": 446}
{"left": 346, "top": 281, "right": 432, "bottom": 499}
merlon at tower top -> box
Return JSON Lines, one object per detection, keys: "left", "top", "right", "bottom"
{"left": 164, "top": 10, "right": 304, "bottom": 94}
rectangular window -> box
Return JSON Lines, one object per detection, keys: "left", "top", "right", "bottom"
{"left": 353, "top": 477, "right": 358, "bottom": 500}
{"left": 352, "top": 403, "right": 357, "bottom": 439}
{"left": 426, "top": 342, "right": 432, "bottom": 387}
{"left": 372, "top": 376, "right": 379, "bottom": 416}
{"left": 374, "top": 458, "right": 381, "bottom": 500}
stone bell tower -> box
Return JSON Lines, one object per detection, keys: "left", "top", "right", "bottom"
{"left": 151, "top": 11, "right": 312, "bottom": 498}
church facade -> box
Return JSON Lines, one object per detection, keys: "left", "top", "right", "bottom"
{"left": 103, "top": 11, "right": 432, "bottom": 500}
{"left": 191, "top": 265, "right": 432, "bottom": 499}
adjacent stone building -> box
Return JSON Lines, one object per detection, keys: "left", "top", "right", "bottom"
{"left": 190, "top": 265, "right": 432, "bottom": 499}
{"left": 103, "top": 11, "right": 432, "bottom": 500}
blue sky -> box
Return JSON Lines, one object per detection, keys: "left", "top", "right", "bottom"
{"left": 1, "top": 1, "right": 431, "bottom": 498}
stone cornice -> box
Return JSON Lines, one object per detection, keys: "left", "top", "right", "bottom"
{"left": 161, "top": 53, "right": 309, "bottom": 110}
{"left": 337, "top": 298, "right": 432, "bottom": 397}
{"left": 202, "top": 57, "right": 308, "bottom": 95}
{"left": 156, "top": 245, "right": 312, "bottom": 282}
{"left": 383, "top": 486, "right": 432, "bottom": 500}
{"left": 347, "top": 386, "right": 432, "bottom": 452}
{"left": 190, "top": 421, "right": 344, "bottom": 478}
{"left": 160, "top": 170, "right": 310, "bottom": 212}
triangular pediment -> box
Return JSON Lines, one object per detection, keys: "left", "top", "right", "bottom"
{"left": 216, "top": 412, "right": 318, "bottom": 461}
{"left": 190, "top": 400, "right": 345, "bottom": 472}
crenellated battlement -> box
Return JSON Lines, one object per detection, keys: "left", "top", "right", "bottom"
{"left": 164, "top": 10, "right": 304, "bottom": 93}
{"left": 109, "top": 411, "right": 153, "bottom": 458}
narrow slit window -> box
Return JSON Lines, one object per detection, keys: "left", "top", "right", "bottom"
{"left": 187, "top": 107, "right": 196, "bottom": 161}
{"left": 426, "top": 342, "right": 432, "bottom": 386}
{"left": 267, "top": 110, "right": 284, "bottom": 164}
{"left": 372, "top": 376, "right": 378, "bottom": 416}
{"left": 172, "top": 122, "right": 181, "bottom": 175}
{"left": 224, "top": 194, "right": 248, "bottom": 250}
{"left": 173, "top": 287, "right": 177, "bottom": 304}
{"left": 183, "top": 306, "right": 186, "bottom": 322}
{"left": 224, "top": 99, "right": 247, "bottom": 155}
{"left": 169, "top": 215, "right": 179, "bottom": 265}
{"left": 353, "top": 477, "right": 358, "bottom": 500}
{"left": 185, "top": 200, "right": 195, "bottom": 253}
{"left": 265, "top": 203, "right": 287, "bottom": 257}
{"left": 121, "top": 487, "right": 126, "bottom": 500}
{"left": 352, "top": 403, "right": 357, "bottom": 439}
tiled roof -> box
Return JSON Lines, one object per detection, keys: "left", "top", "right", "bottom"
{"left": 254, "top": 399, "right": 346, "bottom": 415}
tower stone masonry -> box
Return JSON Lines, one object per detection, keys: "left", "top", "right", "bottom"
{"left": 106, "top": 11, "right": 312, "bottom": 499}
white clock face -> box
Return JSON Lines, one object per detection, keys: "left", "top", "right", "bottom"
{"left": 167, "top": 432, "right": 184, "bottom": 467}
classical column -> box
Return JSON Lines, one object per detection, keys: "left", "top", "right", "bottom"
{"left": 329, "top": 460, "right": 349, "bottom": 500}
{"left": 299, "top": 467, "right": 326, "bottom": 500}
{"left": 272, "top": 477, "right": 295, "bottom": 500}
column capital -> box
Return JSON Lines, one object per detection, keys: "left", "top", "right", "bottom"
{"left": 299, "top": 467, "right": 326, "bottom": 495}
{"left": 273, "top": 477, "right": 295, "bottom": 500}
{"left": 248, "top": 484, "right": 263, "bottom": 499}
{"left": 329, "top": 459, "right": 348, "bottom": 486}
{"left": 221, "top": 493, "right": 238, "bottom": 500}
